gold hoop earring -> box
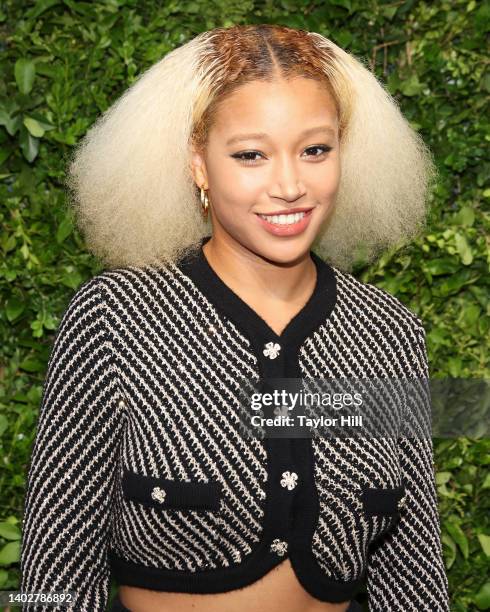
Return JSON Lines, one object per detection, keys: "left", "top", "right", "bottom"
{"left": 200, "top": 187, "right": 210, "bottom": 219}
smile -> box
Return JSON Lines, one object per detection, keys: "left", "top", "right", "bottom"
{"left": 257, "top": 211, "right": 306, "bottom": 225}
{"left": 255, "top": 208, "right": 314, "bottom": 237}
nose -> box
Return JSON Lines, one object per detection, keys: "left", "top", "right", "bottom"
{"left": 270, "top": 155, "right": 306, "bottom": 201}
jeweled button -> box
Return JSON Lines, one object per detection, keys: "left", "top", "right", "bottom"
{"left": 397, "top": 494, "right": 407, "bottom": 510}
{"left": 270, "top": 538, "right": 288, "bottom": 556}
{"left": 263, "top": 341, "right": 281, "bottom": 359}
{"left": 280, "top": 471, "right": 298, "bottom": 490}
{"left": 274, "top": 405, "right": 289, "bottom": 417}
{"left": 151, "top": 486, "right": 167, "bottom": 503}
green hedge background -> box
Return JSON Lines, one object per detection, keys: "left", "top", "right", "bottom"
{"left": 0, "top": 1, "right": 489, "bottom": 610}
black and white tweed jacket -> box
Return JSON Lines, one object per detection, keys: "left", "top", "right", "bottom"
{"left": 20, "top": 235, "right": 450, "bottom": 611}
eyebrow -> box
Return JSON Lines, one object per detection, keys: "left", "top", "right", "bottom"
{"left": 225, "top": 125, "right": 337, "bottom": 146}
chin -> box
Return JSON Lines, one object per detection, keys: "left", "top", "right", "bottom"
{"left": 254, "top": 239, "right": 314, "bottom": 266}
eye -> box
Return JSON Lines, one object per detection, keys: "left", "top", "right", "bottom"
{"left": 231, "top": 151, "right": 264, "bottom": 165}
{"left": 303, "top": 145, "right": 332, "bottom": 159}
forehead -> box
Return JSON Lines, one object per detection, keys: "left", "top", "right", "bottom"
{"left": 211, "top": 78, "right": 339, "bottom": 137}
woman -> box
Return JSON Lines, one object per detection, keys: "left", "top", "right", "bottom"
{"left": 19, "top": 24, "right": 449, "bottom": 612}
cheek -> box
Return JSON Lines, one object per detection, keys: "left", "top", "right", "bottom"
{"left": 208, "top": 186, "right": 254, "bottom": 224}
{"left": 311, "top": 161, "right": 341, "bottom": 196}
{"left": 208, "top": 166, "right": 263, "bottom": 209}
{"left": 230, "top": 168, "right": 264, "bottom": 193}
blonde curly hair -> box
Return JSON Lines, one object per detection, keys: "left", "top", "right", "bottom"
{"left": 65, "top": 24, "right": 437, "bottom": 272}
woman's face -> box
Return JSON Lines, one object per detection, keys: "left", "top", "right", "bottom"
{"left": 190, "top": 77, "right": 341, "bottom": 264}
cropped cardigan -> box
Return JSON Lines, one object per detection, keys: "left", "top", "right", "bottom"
{"left": 19, "top": 234, "right": 450, "bottom": 611}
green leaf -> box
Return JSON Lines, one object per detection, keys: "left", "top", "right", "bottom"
{"left": 61, "top": 269, "right": 83, "bottom": 289}
{"left": 482, "top": 72, "right": 490, "bottom": 94}
{"left": 0, "top": 108, "right": 12, "bottom": 129}
{"left": 25, "top": 0, "right": 61, "bottom": 20}
{"left": 482, "top": 473, "right": 490, "bottom": 490}
{"left": 445, "top": 521, "right": 469, "bottom": 559}
{"left": 43, "top": 313, "right": 58, "bottom": 331}
{"left": 381, "top": 5, "right": 398, "bottom": 19}
{"left": 436, "top": 471, "right": 452, "bottom": 485}
{"left": 478, "top": 534, "right": 490, "bottom": 557}
{"left": 14, "top": 58, "right": 36, "bottom": 94}
{"left": 438, "top": 270, "right": 475, "bottom": 296}
{"left": 19, "top": 127, "right": 39, "bottom": 162}
{"left": 460, "top": 303, "right": 481, "bottom": 328}
{"left": 5, "top": 297, "right": 25, "bottom": 322}
{"left": 474, "top": 582, "right": 490, "bottom": 609}
{"left": 19, "top": 357, "right": 45, "bottom": 372}
{"left": 0, "top": 147, "right": 11, "bottom": 166}
{"left": 0, "top": 541, "right": 20, "bottom": 566}
{"left": 0, "top": 415, "right": 7, "bottom": 437}
{"left": 426, "top": 258, "right": 458, "bottom": 275}
{"left": 441, "top": 532, "right": 457, "bottom": 569}
{"left": 454, "top": 206, "right": 475, "bottom": 227}
{"left": 329, "top": 0, "right": 352, "bottom": 10}
{"left": 56, "top": 214, "right": 74, "bottom": 243}
{"left": 454, "top": 232, "right": 473, "bottom": 265}
{"left": 0, "top": 108, "right": 20, "bottom": 136}
{"left": 23, "top": 116, "right": 46, "bottom": 138}
{"left": 31, "top": 320, "right": 44, "bottom": 338}
{"left": 0, "top": 522, "right": 21, "bottom": 541}
{"left": 428, "top": 327, "right": 451, "bottom": 348}
{"left": 445, "top": 456, "right": 463, "bottom": 469}
{"left": 387, "top": 72, "right": 402, "bottom": 94}
{"left": 25, "top": 111, "right": 55, "bottom": 132}
{"left": 2, "top": 234, "right": 17, "bottom": 253}
{"left": 447, "top": 356, "right": 463, "bottom": 377}
{"left": 335, "top": 31, "right": 353, "bottom": 48}
{"left": 400, "top": 74, "right": 425, "bottom": 97}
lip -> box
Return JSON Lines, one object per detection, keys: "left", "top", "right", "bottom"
{"left": 255, "top": 208, "right": 314, "bottom": 237}
{"left": 255, "top": 206, "right": 314, "bottom": 215}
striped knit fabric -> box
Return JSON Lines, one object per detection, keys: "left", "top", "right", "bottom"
{"left": 19, "top": 236, "right": 449, "bottom": 611}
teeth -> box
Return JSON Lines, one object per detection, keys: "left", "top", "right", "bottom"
{"left": 259, "top": 211, "right": 306, "bottom": 225}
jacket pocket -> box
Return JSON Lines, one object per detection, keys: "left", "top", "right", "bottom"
{"left": 360, "top": 483, "right": 407, "bottom": 518}
{"left": 122, "top": 469, "right": 222, "bottom": 512}
{"left": 314, "top": 482, "right": 406, "bottom": 582}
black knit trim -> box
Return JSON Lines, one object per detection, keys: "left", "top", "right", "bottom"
{"left": 122, "top": 469, "right": 222, "bottom": 512}
{"left": 284, "top": 347, "right": 365, "bottom": 602}
{"left": 361, "top": 485, "right": 406, "bottom": 517}
{"left": 175, "top": 235, "right": 337, "bottom": 352}
{"left": 108, "top": 546, "right": 363, "bottom": 598}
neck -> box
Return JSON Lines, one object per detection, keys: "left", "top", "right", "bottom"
{"left": 202, "top": 233, "right": 317, "bottom": 304}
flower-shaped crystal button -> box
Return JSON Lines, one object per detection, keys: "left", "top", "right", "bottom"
{"left": 151, "top": 486, "right": 167, "bottom": 503}
{"left": 270, "top": 538, "right": 288, "bottom": 556}
{"left": 274, "top": 405, "right": 289, "bottom": 417}
{"left": 280, "top": 471, "right": 298, "bottom": 491}
{"left": 397, "top": 494, "right": 407, "bottom": 510}
{"left": 263, "top": 341, "right": 281, "bottom": 359}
